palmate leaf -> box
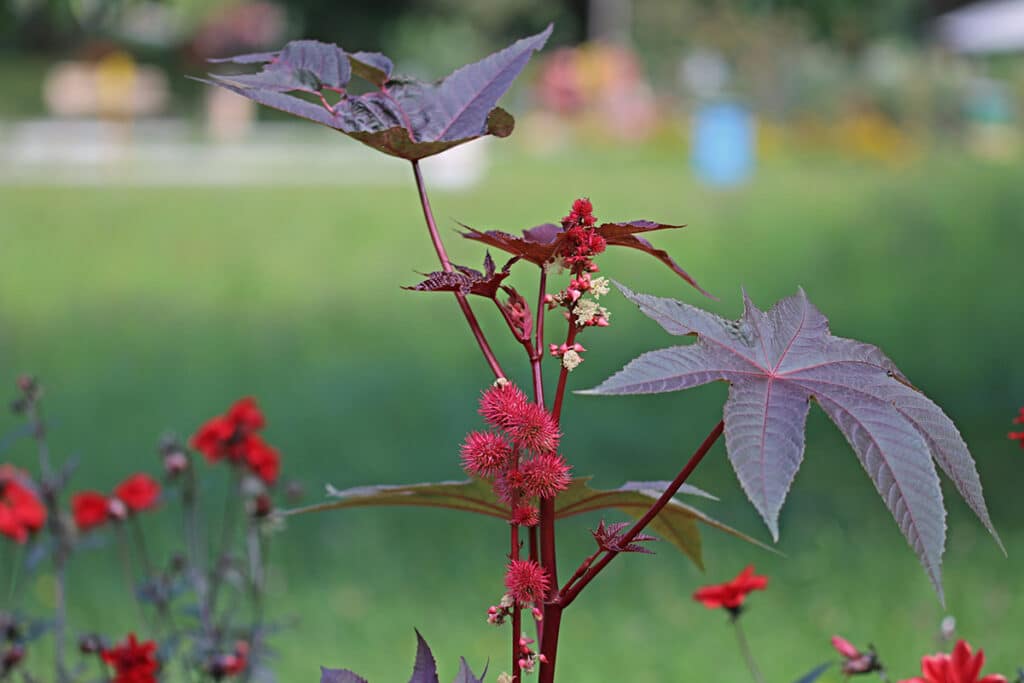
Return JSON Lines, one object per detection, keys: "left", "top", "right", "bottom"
{"left": 582, "top": 282, "right": 1004, "bottom": 600}
{"left": 286, "top": 477, "right": 769, "bottom": 570}
{"left": 197, "top": 26, "right": 552, "bottom": 160}
{"left": 320, "top": 631, "right": 485, "bottom": 683}
{"left": 403, "top": 253, "right": 515, "bottom": 298}
{"left": 460, "top": 220, "right": 712, "bottom": 296}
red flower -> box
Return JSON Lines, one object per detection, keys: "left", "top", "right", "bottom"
{"left": 1009, "top": 407, "right": 1024, "bottom": 448}
{"left": 504, "top": 559, "right": 550, "bottom": 604}
{"left": 72, "top": 491, "right": 110, "bottom": 531}
{"left": 243, "top": 435, "right": 280, "bottom": 484}
{"left": 227, "top": 397, "right": 265, "bottom": 433}
{"left": 192, "top": 415, "right": 235, "bottom": 462}
{"left": 460, "top": 431, "right": 512, "bottom": 477}
{"left": 113, "top": 474, "right": 161, "bottom": 513}
{"left": 899, "top": 640, "right": 1006, "bottom": 683}
{"left": 190, "top": 397, "right": 266, "bottom": 463}
{"left": 101, "top": 633, "right": 159, "bottom": 683}
{"left": 0, "top": 471, "right": 46, "bottom": 544}
{"left": 693, "top": 565, "right": 768, "bottom": 611}
{"left": 520, "top": 452, "right": 571, "bottom": 499}
{"left": 209, "top": 641, "right": 249, "bottom": 679}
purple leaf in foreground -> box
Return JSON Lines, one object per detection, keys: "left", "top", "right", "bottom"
{"left": 320, "top": 668, "right": 368, "bottom": 683}
{"left": 452, "top": 657, "right": 487, "bottom": 683}
{"left": 582, "top": 282, "right": 1003, "bottom": 601}
{"left": 409, "top": 630, "right": 439, "bottom": 683}
{"left": 196, "top": 26, "right": 552, "bottom": 160}
{"left": 285, "top": 477, "right": 770, "bottom": 571}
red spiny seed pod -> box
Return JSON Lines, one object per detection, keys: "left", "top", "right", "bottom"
{"left": 479, "top": 382, "right": 529, "bottom": 431}
{"left": 519, "top": 453, "right": 571, "bottom": 499}
{"left": 505, "top": 403, "right": 560, "bottom": 454}
{"left": 460, "top": 432, "right": 513, "bottom": 478}
{"left": 504, "top": 560, "right": 550, "bottom": 605}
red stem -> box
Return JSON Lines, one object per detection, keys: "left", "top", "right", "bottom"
{"left": 410, "top": 160, "right": 504, "bottom": 379}
{"left": 550, "top": 324, "right": 579, "bottom": 423}
{"left": 532, "top": 271, "right": 548, "bottom": 408}
{"left": 537, "top": 318, "right": 580, "bottom": 682}
{"left": 560, "top": 420, "right": 724, "bottom": 606}
{"left": 511, "top": 522, "right": 522, "bottom": 681}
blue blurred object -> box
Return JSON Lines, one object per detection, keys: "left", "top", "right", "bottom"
{"left": 691, "top": 101, "right": 755, "bottom": 187}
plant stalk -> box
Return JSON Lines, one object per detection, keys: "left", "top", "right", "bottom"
{"left": 733, "top": 618, "right": 765, "bottom": 683}
{"left": 410, "top": 160, "right": 504, "bottom": 379}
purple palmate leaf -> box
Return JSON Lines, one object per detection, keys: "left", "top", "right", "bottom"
{"left": 581, "top": 282, "right": 1003, "bottom": 601}
{"left": 320, "top": 668, "right": 368, "bottom": 683}
{"left": 196, "top": 26, "right": 551, "bottom": 160}
{"left": 461, "top": 219, "right": 712, "bottom": 296}
{"left": 320, "top": 632, "right": 485, "bottom": 683}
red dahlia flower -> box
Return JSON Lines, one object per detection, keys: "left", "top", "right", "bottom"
{"left": 693, "top": 565, "right": 768, "bottom": 611}
{"left": 0, "top": 471, "right": 46, "bottom": 544}
{"left": 1009, "top": 407, "right": 1024, "bottom": 448}
{"left": 72, "top": 491, "right": 110, "bottom": 531}
{"left": 243, "top": 435, "right": 280, "bottom": 484}
{"left": 191, "top": 397, "right": 266, "bottom": 462}
{"left": 101, "top": 633, "right": 159, "bottom": 683}
{"left": 113, "top": 474, "right": 161, "bottom": 512}
{"left": 899, "top": 640, "right": 1006, "bottom": 683}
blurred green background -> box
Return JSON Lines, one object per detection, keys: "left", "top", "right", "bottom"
{"left": 2, "top": 0, "right": 1024, "bottom": 681}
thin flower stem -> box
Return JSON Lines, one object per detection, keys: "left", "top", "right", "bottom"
{"left": 243, "top": 518, "right": 266, "bottom": 683}
{"left": 549, "top": 324, "right": 578, "bottom": 424}
{"left": 560, "top": 420, "right": 724, "bottom": 607}
{"left": 733, "top": 618, "right": 765, "bottom": 683}
{"left": 27, "top": 399, "right": 68, "bottom": 683}
{"left": 410, "top": 160, "right": 504, "bottom": 379}
{"left": 532, "top": 270, "right": 548, "bottom": 408}
{"left": 116, "top": 524, "right": 152, "bottom": 636}
{"left": 207, "top": 469, "right": 242, "bottom": 632}
{"left": 182, "top": 465, "right": 214, "bottom": 638}
{"left": 6, "top": 542, "right": 23, "bottom": 607}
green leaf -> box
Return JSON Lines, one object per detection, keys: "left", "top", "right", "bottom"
{"left": 286, "top": 477, "right": 770, "bottom": 570}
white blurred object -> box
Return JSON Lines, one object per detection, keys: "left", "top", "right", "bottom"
{"left": 937, "top": 0, "right": 1024, "bottom": 54}
{"left": 418, "top": 137, "right": 489, "bottom": 190}
{"left": 679, "top": 50, "right": 730, "bottom": 99}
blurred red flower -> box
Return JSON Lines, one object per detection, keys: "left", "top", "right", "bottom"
{"left": 693, "top": 565, "right": 768, "bottom": 610}
{"left": 0, "top": 471, "right": 46, "bottom": 544}
{"left": 243, "top": 435, "right": 280, "bottom": 485}
{"left": 72, "top": 491, "right": 110, "bottom": 531}
{"left": 113, "top": 474, "right": 161, "bottom": 513}
{"left": 101, "top": 633, "right": 159, "bottom": 683}
{"left": 899, "top": 640, "right": 1006, "bottom": 683}
{"left": 1009, "top": 407, "right": 1024, "bottom": 448}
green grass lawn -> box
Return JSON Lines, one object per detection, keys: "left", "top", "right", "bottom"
{"left": 1, "top": 144, "right": 1022, "bottom": 681}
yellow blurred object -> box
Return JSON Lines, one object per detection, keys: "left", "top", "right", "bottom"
{"left": 96, "top": 51, "right": 138, "bottom": 118}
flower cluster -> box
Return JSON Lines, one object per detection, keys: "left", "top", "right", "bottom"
{"left": 899, "top": 640, "right": 1006, "bottom": 683}
{"left": 191, "top": 397, "right": 280, "bottom": 484}
{"left": 692, "top": 565, "right": 768, "bottom": 616}
{"left": 559, "top": 198, "right": 605, "bottom": 268}
{"left": 543, "top": 199, "right": 613, "bottom": 371}
{"left": 1008, "top": 407, "right": 1024, "bottom": 448}
{"left": 100, "top": 633, "right": 160, "bottom": 683}
{"left": 0, "top": 467, "right": 46, "bottom": 544}
{"left": 514, "top": 634, "right": 546, "bottom": 674}
{"left": 72, "top": 473, "right": 161, "bottom": 532}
